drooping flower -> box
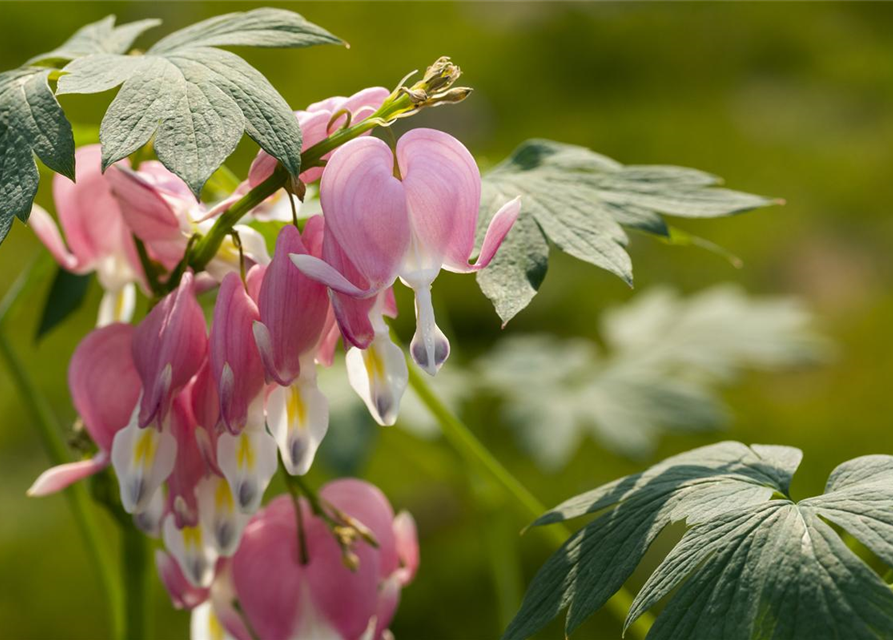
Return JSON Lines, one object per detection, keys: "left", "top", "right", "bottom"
{"left": 210, "top": 272, "right": 277, "bottom": 514}
{"left": 111, "top": 273, "right": 207, "bottom": 514}
{"left": 248, "top": 87, "right": 391, "bottom": 189}
{"left": 229, "top": 479, "right": 419, "bottom": 640}
{"left": 252, "top": 220, "right": 331, "bottom": 474}
{"left": 27, "top": 323, "right": 141, "bottom": 496}
{"left": 290, "top": 128, "right": 519, "bottom": 422}
{"left": 28, "top": 145, "right": 141, "bottom": 325}
{"left": 107, "top": 162, "right": 270, "bottom": 280}
{"left": 134, "top": 272, "right": 208, "bottom": 429}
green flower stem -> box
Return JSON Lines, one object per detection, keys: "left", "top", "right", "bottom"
{"left": 0, "top": 258, "right": 124, "bottom": 640}
{"left": 121, "top": 524, "right": 152, "bottom": 640}
{"left": 406, "top": 360, "right": 655, "bottom": 638}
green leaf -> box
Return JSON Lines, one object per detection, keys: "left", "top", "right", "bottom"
{"left": 478, "top": 139, "right": 780, "bottom": 323}
{"left": 480, "top": 286, "right": 829, "bottom": 466}
{"left": 0, "top": 67, "right": 75, "bottom": 244}
{"left": 56, "top": 8, "right": 342, "bottom": 197}
{"left": 505, "top": 443, "right": 893, "bottom": 640}
{"left": 27, "top": 15, "right": 161, "bottom": 65}
{"left": 36, "top": 268, "right": 91, "bottom": 340}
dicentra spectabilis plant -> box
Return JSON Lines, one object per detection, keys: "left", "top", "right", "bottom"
{"left": 2, "top": 8, "right": 892, "bottom": 640}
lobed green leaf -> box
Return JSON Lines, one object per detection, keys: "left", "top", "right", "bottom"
{"left": 56, "top": 8, "right": 342, "bottom": 197}
{"left": 0, "top": 67, "right": 74, "bottom": 244}
{"left": 478, "top": 139, "right": 780, "bottom": 324}
{"left": 505, "top": 442, "right": 893, "bottom": 640}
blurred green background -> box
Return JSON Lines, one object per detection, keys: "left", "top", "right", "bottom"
{"left": 2, "top": 2, "right": 893, "bottom": 639}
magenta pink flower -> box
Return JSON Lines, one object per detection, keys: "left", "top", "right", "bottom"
{"left": 109, "top": 273, "right": 206, "bottom": 515}
{"left": 229, "top": 479, "right": 419, "bottom": 640}
{"left": 28, "top": 323, "right": 141, "bottom": 496}
{"left": 134, "top": 272, "right": 208, "bottom": 429}
{"left": 211, "top": 273, "right": 277, "bottom": 514}
{"left": 292, "top": 128, "right": 520, "bottom": 378}
{"left": 252, "top": 220, "right": 332, "bottom": 475}
{"left": 28, "top": 145, "right": 141, "bottom": 325}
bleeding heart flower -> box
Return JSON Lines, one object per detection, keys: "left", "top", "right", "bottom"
{"left": 252, "top": 220, "right": 333, "bottom": 475}
{"left": 248, "top": 87, "right": 391, "bottom": 190}
{"left": 211, "top": 272, "right": 277, "bottom": 514}
{"left": 230, "top": 479, "right": 419, "bottom": 640}
{"left": 28, "top": 145, "right": 142, "bottom": 326}
{"left": 107, "top": 162, "right": 270, "bottom": 280}
{"left": 27, "top": 323, "right": 141, "bottom": 496}
{"left": 291, "top": 128, "right": 520, "bottom": 378}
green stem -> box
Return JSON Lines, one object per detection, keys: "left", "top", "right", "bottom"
{"left": 0, "top": 259, "right": 123, "bottom": 640}
{"left": 121, "top": 525, "right": 151, "bottom": 640}
{"left": 406, "top": 361, "right": 655, "bottom": 638}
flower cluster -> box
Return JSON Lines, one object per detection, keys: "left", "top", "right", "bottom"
{"left": 26, "top": 81, "right": 518, "bottom": 639}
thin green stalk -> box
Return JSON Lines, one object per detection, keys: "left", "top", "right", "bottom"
{"left": 406, "top": 361, "right": 655, "bottom": 638}
{"left": 0, "top": 259, "right": 123, "bottom": 639}
{"left": 121, "top": 525, "right": 152, "bottom": 640}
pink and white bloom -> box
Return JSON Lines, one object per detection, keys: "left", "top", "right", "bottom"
{"left": 28, "top": 323, "right": 141, "bottom": 496}
{"left": 229, "top": 479, "right": 419, "bottom": 640}
{"left": 290, "top": 129, "right": 519, "bottom": 422}
{"left": 248, "top": 87, "right": 391, "bottom": 190}
{"left": 253, "top": 220, "right": 331, "bottom": 474}
{"left": 28, "top": 145, "right": 141, "bottom": 325}
{"left": 112, "top": 273, "right": 207, "bottom": 514}
{"left": 211, "top": 273, "right": 277, "bottom": 514}
{"left": 107, "top": 162, "right": 270, "bottom": 280}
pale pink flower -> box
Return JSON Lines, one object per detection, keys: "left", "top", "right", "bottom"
{"left": 290, "top": 128, "right": 519, "bottom": 423}
{"left": 27, "top": 323, "right": 141, "bottom": 496}
{"left": 229, "top": 479, "right": 419, "bottom": 640}
{"left": 28, "top": 145, "right": 141, "bottom": 325}
{"left": 248, "top": 87, "right": 391, "bottom": 190}
{"left": 107, "top": 162, "right": 270, "bottom": 280}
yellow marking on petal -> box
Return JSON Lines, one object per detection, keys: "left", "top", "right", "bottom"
{"left": 215, "top": 479, "right": 234, "bottom": 512}
{"left": 132, "top": 429, "right": 156, "bottom": 467}
{"left": 114, "top": 289, "right": 127, "bottom": 321}
{"left": 182, "top": 525, "right": 202, "bottom": 550}
{"left": 218, "top": 236, "right": 240, "bottom": 264}
{"left": 209, "top": 610, "right": 224, "bottom": 640}
{"left": 236, "top": 433, "right": 255, "bottom": 471}
{"left": 286, "top": 385, "right": 307, "bottom": 429}
{"left": 364, "top": 345, "right": 385, "bottom": 382}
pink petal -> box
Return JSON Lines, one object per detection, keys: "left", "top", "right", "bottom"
{"left": 315, "top": 308, "right": 340, "bottom": 368}
{"left": 244, "top": 264, "right": 266, "bottom": 305}
{"left": 69, "top": 323, "right": 141, "bottom": 451}
{"left": 28, "top": 205, "right": 82, "bottom": 272}
{"left": 397, "top": 128, "right": 481, "bottom": 272}
{"left": 27, "top": 454, "right": 109, "bottom": 497}
{"left": 232, "top": 496, "right": 307, "bottom": 640}
{"left": 256, "top": 224, "right": 329, "bottom": 386}
{"left": 107, "top": 166, "right": 183, "bottom": 243}
{"left": 134, "top": 273, "right": 208, "bottom": 428}
{"left": 156, "top": 550, "right": 210, "bottom": 610}
{"left": 320, "top": 136, "right": 410, "bottom": 292}
{"left": 446, "top": 196, "right": 521, "bottom": 273}
{"left": 54, "top": 145, "right": 130, "bottom": 265}
{"left": 166, "top": 392, "right": 208, "bottom": 528}
{"left": 392, "top": 511, "right": 420, "bottom": 586}
{"left": 321, "top": 479, "right": 399, "bottom": 577}
{"left": 210, "top": 273, "right": 265, "bottom": 434}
